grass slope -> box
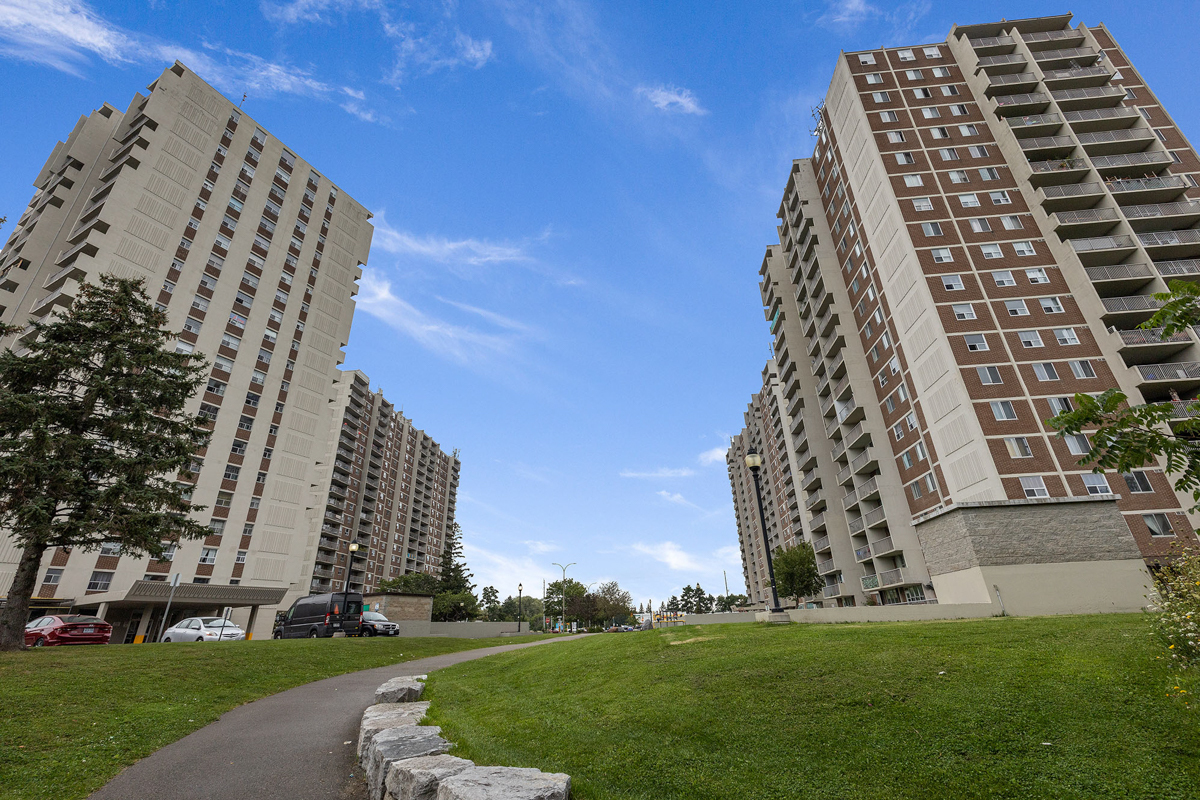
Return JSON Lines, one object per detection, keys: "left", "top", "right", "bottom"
{"left": 425, "top": 616, "right": 1199, "bottom": 800}
{"left": 0, "top": 634, "right": 548, "bottom": 800}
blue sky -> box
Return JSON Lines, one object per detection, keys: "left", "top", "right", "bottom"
{"left": 1, "top": 1, "right": 1198, "bottom": 608}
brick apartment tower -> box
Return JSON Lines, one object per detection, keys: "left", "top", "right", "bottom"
{"left": 738, "top": 13, "right": 1200, "bottom": 612}
{"left": 310, "top": 370, "right": 460, "bottom": 596}
{"left": 0, "top": 63, "right": 372, "bottom": 639}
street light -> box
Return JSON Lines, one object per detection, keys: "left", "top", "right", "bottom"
{"left": 744, "top": 447, "right": 782, "bottom": 612}
{"left": 552, "top": 562, "right": 575, "bottom": 632}
{"left": 517, "top": 583, "right": 523, "bottom": 633}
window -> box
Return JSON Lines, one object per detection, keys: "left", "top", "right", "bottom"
{"left": 1018, "top": 330, "right": 1044, "bottom": 348}
{"left": 989, "top": 190, "right": 1011, "bottom": 204}
{"left": 1125, "top": 88, "right": 1137, "bottom": 100}
{"left": 1039, "top": 297, "right": 1064, "bottom": 314}
{"left": 1005, "top": 437, "right": 1033, "bottom": 458}
{"left": 924, "top": 46, "right": 941, "bottom": 58}
{"left": 208, "top": 519, "right": 226, "bottom": 536}
{"left": 941, "top": 85, "right": 960, "bottom": 96}
{"left": 1054, "top": 328, "right": 1080, "bottom": 345}
{"left": 880, "top": 110, "right": 899, "bottom": 122}
{"left": 251, "top": 369, "right": 267, "bottom": 385}
{"left": 1064, "top": 433, "right": 1091, "bottom": 456}
{"left": 968, "top": 145, "right": 989, "bottom": 158}
{"left": 1139, "top": 107, "right": 1152, "bottom": 120}
{"left": 1005, "top": 299, "right": 1029, "bottom": 316}
{"left": 1013, "top": 241, "right": 1037, "bottom": 257}
{"left": 1070, "top": 360, "right": 1096, "bottom": 379}
{"left": 901, "top": 450, "right": 916, "bottom": 469}
{"left": 866, "top": 73, "right": 884, "bottom": 84}
{"left": 982, "top": 243, "right": 1004, "bottom": 259}
{"left": 242, "top": 271, "right": 260, "bottom": 289}
{"left": 1123, "top": 472, "right": 1153, "bottom": 493}
{"left": 1082, "top": 474, "right": 1112, "bottom": 495}
{"left": 887, "top": 131, "right": 906, "bottom": 143}
{"left": 903, "top": 174, "right": 924, "bottom": 187}
{"left": 970, "top": 218, "right": 991, "bottom": 233}
{"left": 931, "top": 127, "right": 950, "bottom": 138}
{"left": 1033, "top": 362, "right": 1059, "bottom": 381}
{"left": 942, "top": 274, "right": 964, "bottom": 291}
{"left": 931, "top": 67, "right": 951, "bottom": 77}
{"left": 236, "top": 550, "right": 248, "bottom": 564}
{"left": 896, "top": 152, "right": 916, "bottom": 165}
{"left": 199, "top": 274, "right": 218, "bottom": 291}
{"left": 1020, "top": 476, "right": 1049, "bottom": 498}
{"left": 897, "top": 49, "right": 915, "bottom": 61}
{"left": 951, "top": 105, "right": 969, "bottom": 116}
{"left": 183, "top": 317, "right": 203, "bottom": 334}
{"left": 949, "top": 170, "right": 969, "bottom": 183}
{"left": 872, "top": 92, "right": 890, "bottom": 103}
{"left": 953, "top": 303, "right": 976, "bottom": 320}
{"left": 1025, "top": 268, "right": 1049, "bottom": 285}
{"left": 175, "top": 341, "right": 194, "bottom": 355}
{"left": 224, "top": 464, "right": 240, "bottom": 481}
{"left": 191, "top": 295, "right": 209, "bottom": 313}
{"left": 912, "top": 88, "right": 932, "bottom": 99}
{"left": 99, "top": 541, "right": 121, "bottom": 556}
{"left": 198, "top": 403, "right": 219, "bottom": 422}
{"left": 229, "top": 312, "right": 248, "bottom": 329}
{"left": 922, "top": 107, "right": 941, "bottom": 119}
{"left": 263, "top": 330, "right": 278, "bottom": 344}
{"left": 87, "top": 571, "right": 113, "bottom": 591}
{"left": 245, "top": 392, "right": 261, "bottom": 408}
{"left": 193, "top": 578, "right": 211, "bottom": 585}
{"left": 965, "top": 333, "right": 988, "bottom": 352}
{"left": 1048, "top": 397, "right": 1073, "bottom": 415}
{"left": 199, "top": 548, "right": 218, "bottom": 565}
{"left": 960, "top": 123, "right": 978, "bottom": 135}
{"left": 214, "top": 355, "right": 234, "bottom": 373}
{"left": 893, "top": 422, "right": 906, "bottom": 440}
{"left": 1144, "top": 513, "right": 1174, "bottom": 537}
{"left": 958, "top": 193, "right": 980, "bottom": 208}
{"left": 235, "top": 291, "right": 254, "bottom": 309}
{"left": 992, "top": 270, "right": 1016, "bottom": 287}
{"left": 859, "top": 53, "right": 876, "bottom": 65}
{"left": 938, "top": 148, "right": 959, "bottom": 161}
{"left": 214, "top": 234, "right": 231, "bottom": 250}
{"left": 991, "top": 400, "right": 1018, "bottom": 421}
{"left": 244, "top": 522, "right": 255, "bottom": 535}
{"left": 258, "top": 348, "right": 272, "bottom": 365}
{"left": 912, "top": 197, "right": 934, "bottom": 211}
{"left": 206, "top": 378, "right": 226, "bottom": 396}
{"left": 230, "top": 439, "right": 247, "bottom": 456}
{"left": 43, "top": 568, "right": 63, "bottom": 585}
{"left": 221, "top": 333, "right": 241, "bottom": 351}
{"left": 922, "top": 222, "right": 943, "bottom": 236}
{"left": 931, "top": 248, "right": 954, "bottom": 263}
{"left": 977, "top": 366, "right": 1002, "bottom": 384}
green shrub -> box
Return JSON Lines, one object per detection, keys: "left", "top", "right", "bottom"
{"left": 1152, "top": 546, "right": 1200, "bottom": 669}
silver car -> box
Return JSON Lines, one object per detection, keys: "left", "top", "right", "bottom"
{"left": 161, "top": 617, "right": 246, "bottom": 642}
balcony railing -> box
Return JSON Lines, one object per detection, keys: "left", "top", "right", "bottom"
{"left": 1092, "top": 152, "right": 1173, "bottom": 170}
{"left": 813, "top": 534, "right": 830, "bottom": 552}
{"left": 970, "top": 35, "right": 1015, "bottom": 48}
{"left": 1157, "top": 259, "right": 1200, "bottom": 277}
{"left": 878, "top": 567, "right": 910, "bottom": 588}
{"left": 822, "top": 584, "right": 844, "bottom": 599}
{"left": 989, "top": 72, "right": 1038, "bottom": 87}
{"left": 1041, "top": 66, "right": 1112, "bottom": 82}
{"left": 1051, "top": 86, "right": 1124, "bottom": 103}
{"left": 1101, "top": 295, "right": 1164, "bottom": 313}
{"left": 1019, "top": 135, "right": 1075, "bottom": 151}
{"left": 1064, "top": 107, "right": 1141, "bottom": 124}
{"left": 1084, "top": 262, "right": 1152, "bottom": 282}
{"left": 1123, "top": 201, "right": 1200, "bottom": 220}
{"left": 1069, "top": 234, "right": 1136, "bottom": 253}
{"left": 1117, "top": 328, "right": 1190, "bottom": 346}
{"left": 1107, "top": 176, "right": 1189, "bottom": 193}
{"left": 817, "top": 557, "right": 837, "bottom": 575}
{"left": 1140, "top": 230, "right": 1200, "bottom": 248}
{"left": 1054, "top": 208, "right": 1119, "bottom": 226}
{"left": 1029, "top": 157, "right": 1089, "bottom": 174}
{"left": 1008, "top": 112, "right": 1062, "bottom": 129}
{"left": 869, "top": 536, "right": 898, "bottom": 557}
{"left": 855, "top": 545, "right": 873, "bottom": 562}
{"left": 1022, "top": 30, "right": 1083, "bottom": 45}
{"left": 1033, "top": 46, "right": 1097, "bottom": 61}
{"left": 860, "top": 574, "right": 880, "bottom": 591}
{"left": 1076, "top": 128, "right": 1156, "bottom": 147}
{"left": 977, "top": 54, "right": 1026, "bottom": 68}
{"left": 1041, "top": 182, "right": 1103, "bottom": 199}
{"left": 994, "top": 92, "right": 1048, "bottom": 107}
{"left": 1138, "top": 362, "right": 1200, "bottom": 381}
{"left": 863, "top": 506, "right": 888, "bottom": 528}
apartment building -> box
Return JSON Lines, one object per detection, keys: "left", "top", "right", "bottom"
{"left": 726, "top": 361, "right": 804, "bottom": 605}
{"left": 0, "top": 63, "right": 372, "bottom": 640}
{"left": 309, "top": 370, "right": 460, "bottom": 596}
{"left": 739, "top": 13, "right": 1198, "bottom": 614}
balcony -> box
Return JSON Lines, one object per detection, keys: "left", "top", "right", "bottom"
{"left": 877, "top": 567, "right": 914, "bottom": 588}
{"left": 816, "top": 557, "right": 838, "bottom": 576}
{"left": 1136, "top": 362, "right": 1200, "bottom": 401}
{"left": 822, "top": 583, "right": 846, "bottom": 599}
{"left": 1123, "top": 201, "right": 1200, "bottom": 232}
{"left": 1052, "top": 207, "right": 1120, "bottom": 237}
{"left": 1106, "top": 175, "right": 1190, "bottom": 203}
{"left": 1076, "top": 128, "right": 1157, "bottom": 156}
{"left": 805, "top": 490, "right": 826, "bottom": 512}
{"left": 1100, "top": 294, "right": 1165, "bottom": 325}
{"left": 1115, "top": 327, "right": 1192, "bottom": 365}
{"left": 848, "top": 516, "right": 866, "bottom": 535}
{"left": 801, "top": 470, "right": 821, "bottom": 491}
{"left": 993, "top": 92, "right": 1050, "bottom": 116}
{"left": 835, "top": 463, "right": 854, "bottom": 487}
{"left": 1050, "top": 86, "right": 1126, "bottom": 111}
{"left": 969, "top": 35, "right": 1015, "bottom": 55}
{"left": 1041, "top": 65, "right": 1113, "bottom": 89}
{"left": 1033, "top": 46, "right": 1099, "bottom": 68}
{"left": 1084, "top": 262, "right": 1156, "bottom": 296}
{"left": 1068, "top": 234, "right": 1138, "bottom": 266}
{"left": 976, "top": 53, "right": 1027, "bottom": 74}
{"left": 860, "top": 573, "right": 880, "bottom": 592}
{"left": 1038, "top": 181, "right": 1105, "bottom": 212}
{"left": 1139, "top": 230, "right": 1200, "bottom": 260}
{"left": 1027, "top": 157, "right": 1090, "bottom": 188}
{"left": 842, "top": 485, "right": 861, "bottom": 511}
{"left": 986, "top": 72, "right": 1039, "bottom": 96}
{"left": 1019, "top": 135, "right": 1076, "bottom": 158}
{"left": 1063, "top": 106, "right": 1142, "bottom": 132}
{"left": 1092, "top": 151, "right": 1174, "bottom": 178}
{"left": 854, "top": 544, "right": 873, "bottom": 563}
{"left": 813, "top": 534, "right": 831, "bottom": 553}
{"left": 851, "top": 448, "right": 879, "bottom": 475}
{"left": 864, "top": 505, "right": 889, "bottom": 529}
{"left": 1021, "top": 28, "right": 1085, "bottom": 49}
{"left": 870, "top": 536, "right": 902, "bottom": 557}
{"left": 41, "top": 262, "right": 87, "bottom": 292}
{"left": 1008, "top": 113, "right": 1062, "bottom": 138}
{"left": 810, "top": 512, "right": 828, "bottom": 533}
{"left": 843, "top": 420, "right": 871, "bottom": 450}
{"left": 1157, "top": 259, "right": 1200, "bottom": 280}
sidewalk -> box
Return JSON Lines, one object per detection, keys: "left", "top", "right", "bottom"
{"left": 88, "top": 635, "right": 589, "bottom": 800}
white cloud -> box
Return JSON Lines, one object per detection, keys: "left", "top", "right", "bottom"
{"left": 342, "top": 86, "right": 366, "bottom": 100}
{"left": 698, "top": 446, "right": 727, "bottom": 465}
{"left": 0, "top": 0, "right": 135, "bottom": 72}
{"left": 635, "top": 84, "right": 707, "bottom": 115}
{"left": 818, "top": 0, "right": 878, "bottom": 28}
{"left": 462, "top": 540, "right": 560, "bottom": 598}
{"left": 524, "top": 540, "right": 559, "bottom": 554}
{"left": 370, "top": 213, "right": 529, "bottom": 267}
{"left": 655, "top": 490, "right": 703, "bottom": 511}
{"left": 436, "top": 298, "right": 535, "bottom": 333}
{"left": 340, "top": 99, "right": 378, "bottom": 122}
{"left": 631, "top": 541, "right": 704, "bottom": 571}
{"left": 619, "top": 468, "right": 696, "bottom": 479}
{"left": 454, "top": 30, "right": 494, "bottom": 69}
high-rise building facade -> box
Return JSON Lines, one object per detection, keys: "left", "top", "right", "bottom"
{"left": 735, "top": 14, "right": 1196, "bottom": 613}
{"left": 310, "top": 370, "right": 460, "bottom": 596}
{"left": 0, "top": 63, "right": 372, "bottom": 639}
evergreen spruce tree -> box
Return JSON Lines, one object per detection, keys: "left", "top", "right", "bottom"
{"left": 0, "top": 277, "right": 210, "bottom": 651}
{"left": 431, "top": 522, "right": 480, "bottom": 621}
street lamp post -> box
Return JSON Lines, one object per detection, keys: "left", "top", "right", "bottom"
{"left": 552, "top": 562, "right": 575, "bottom": 632}
{"left": 744, "top": 447, "right": 782, "bottom": 612}
{"left": 517, "top": 583, "right": 523, "bottom": 633}
{"left": 344, "top": 542, "right": 359, "bottom": 625}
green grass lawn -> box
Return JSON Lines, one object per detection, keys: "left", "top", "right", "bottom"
{"left": 424, "top": 615, "right": 1199, "bottom": 800}
{"left": 0, "top": 634, "right": 550, "bottom": 800}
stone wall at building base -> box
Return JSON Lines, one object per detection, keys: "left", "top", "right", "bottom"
{"left": 932, "top": 560, "right": 1151, "bottom": 616}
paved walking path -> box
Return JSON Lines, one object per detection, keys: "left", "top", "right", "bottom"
{"left": 89, "top": 635, "right": 589, "bottom": 800}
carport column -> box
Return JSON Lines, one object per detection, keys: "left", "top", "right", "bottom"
{"left": 134, "top": 604, "right": 155, "bottom": 643}
{"left": 96, "top": 602, "right": 109, "bottom": 621}
{"left": 246, "top": 605, "right": 259, "bottom": 640}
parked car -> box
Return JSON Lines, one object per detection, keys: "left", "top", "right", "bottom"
{"left": 358, "top": 611, "right": 400, "bottom": 637}
{"left": 160, "top": 617, "right": 246, "bottom": 642}
{"left": 272, "top": 591, "right": 364, "bottom": 639}
{"left": 24, "top": 615, "right": 112, "bottom": 647}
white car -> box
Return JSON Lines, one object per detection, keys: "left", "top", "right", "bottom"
{"left": 161, "top": 617, "right": 246, "bottom": 642}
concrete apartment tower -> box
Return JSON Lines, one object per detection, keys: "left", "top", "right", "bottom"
{"left": 736, "top": 13, "right": 1200, "bottom": 614}
{"left": 0, "top": 63, "right": 372, "bottom": 640}
{"left": 310, "top": 370, "right": 461, "bottom": 596}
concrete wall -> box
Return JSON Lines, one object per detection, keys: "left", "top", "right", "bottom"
{"left": 428, "top": 621, "right": 522, "bottom": 638}
{"left": 363, "top": 593, "right": 434, "bottom": 622}
{"left": 937, "top": 561, "right": 1152, "bottom": 616}
{"left": 681, "top": 612, "right": 760, "bottom": 626}
{"left": 758, "top": 602, "right": 999, "bottom": 624}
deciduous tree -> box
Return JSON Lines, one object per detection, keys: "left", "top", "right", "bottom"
{"left": 774, "top": 542, "right": 822, "bottom": 601}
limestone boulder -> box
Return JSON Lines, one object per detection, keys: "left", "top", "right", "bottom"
{"left": 364, "top": 726, "right": 450, "bottom": 800}
{"left": 359, "top": 702, "right": 431, "bottom": 760}
{"left": 375, "top": 676, "right": 426, "bottom": 704}
{"left": 435, "top": 766, "right": 570, "bottom": 800}
{"left": 384, "top": 754, "right": 474, "bottom": 800}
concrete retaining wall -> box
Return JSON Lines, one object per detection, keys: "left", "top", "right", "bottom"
{"left": 428, "top": 621, "right": 522, "bottom": 638}
{"left": 757, "top": 601, "right": 1000, "bottom": 624}
{"left": 681, "top": 612, "right": 760, "bottom": 625}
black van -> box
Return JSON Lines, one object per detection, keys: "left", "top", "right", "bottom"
{"left": 272, "top": 591, "right": 364, "bottom": 639}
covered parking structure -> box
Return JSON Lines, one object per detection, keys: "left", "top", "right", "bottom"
{"left": 72, "top": 580, "right": 288, "bottom": 643}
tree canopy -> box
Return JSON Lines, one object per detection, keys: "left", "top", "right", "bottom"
{"left": 774, "top": 542, "right": 822, "bottom": 601}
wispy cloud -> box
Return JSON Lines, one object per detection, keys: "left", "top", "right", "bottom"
{"left": 524, "top": 540, "right": 559, "bottom": 554}
{"left": 816, "top": 0, "right": 932, "bottom": 41}
{"left": 371, "top": 213, "right": 530, "bottom": 267}
{"left": 631, "top": 540, "right": 704, "bottom": 571}
{"left": 635, "top": 84, "right": 707, "bottom": 115}
{"left": 620, "top": 467, "right": 696, "bottom": 479}
{"left": 817, "top": 0, "right": 878, "bottom": 28}
{"left": 698, "top": 446, "right": 727, "bottom": 466}
{"left": 655, "top": 490, "right": 704, "bottom": 511}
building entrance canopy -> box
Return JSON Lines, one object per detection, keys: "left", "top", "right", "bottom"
{"left": 72, "top": 580, "right": 288, "bottom": 610}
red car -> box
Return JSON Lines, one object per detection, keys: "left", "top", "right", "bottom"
{"left": 24, "top": 615, "right": 112, "bottom": 647}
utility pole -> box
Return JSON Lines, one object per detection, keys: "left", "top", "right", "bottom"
{"left": 552, "top": 562, "right": 575, "bottom": 632}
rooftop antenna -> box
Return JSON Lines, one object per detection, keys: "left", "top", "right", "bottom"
{"left": 240, "top": 93, "right": 247, "bottom": 107}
